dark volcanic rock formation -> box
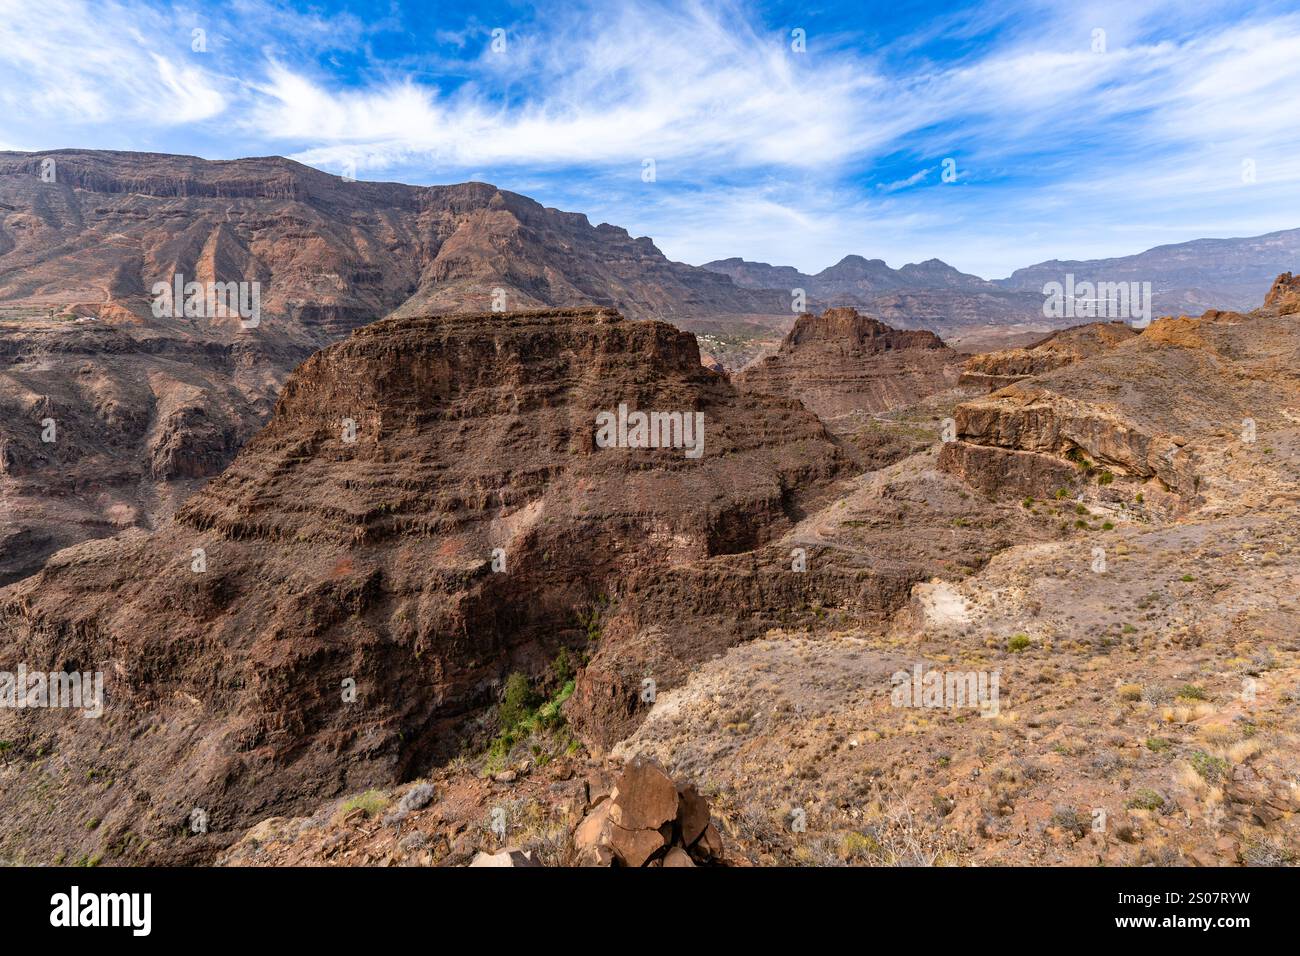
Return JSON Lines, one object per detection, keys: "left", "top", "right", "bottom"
{"left": 0, "top": 149, "right": 789, "bottom": 580}
{"left": 736, "top": 307, "right": 958, "bottom": 420}
{"left": 0, "top": 307, "right": 848, "bottom": 864}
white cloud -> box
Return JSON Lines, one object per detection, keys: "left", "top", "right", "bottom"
{"left": 1, "top": 0, "right": 1299, "bottom": 274}
{"left": 877, "top": 169, "right": 933, "bottom": 193}
{"left": 0, "top": 0, "right": 230, "bottom": 125}
{"left": 268, "top": 1, "right": 885, "bottom": 173}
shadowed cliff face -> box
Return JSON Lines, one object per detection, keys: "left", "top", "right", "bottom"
{"left": 0, "top": 307, "right": 849, "bottom": 864}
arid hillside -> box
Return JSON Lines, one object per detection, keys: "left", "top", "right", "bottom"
{"left": 90, "top": 279, "right": 1296, "bottom": 871}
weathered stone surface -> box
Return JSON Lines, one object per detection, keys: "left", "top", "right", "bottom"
{"left": 608, "top": 757, "right": 680, "bottom": 831}
{"left": 0, "top": 307, "right": 845, "bottom": 864}
{"left": 959, "top": 321, "right": 1137, "bottom": 390}
{"left": 607, "top": 824, "right": 667, "bottom": 867}
{"left": 1264, "top": 271, "right": 1300, "bottom": 314}
{"left": 573, "top": 799, "right": 613, "bottom": 863}
{"left": 570, "top": 758, "right": 719, "bottom": 866}
{"left": 694, "top": 822, "right": 724, "bottom": 860}
{"left": 0, "top": 149, "right": 792, "bottom": 588}
{"left": 940, "top": 296, "right": 1300, "bottom": 503}
{"left": 469, "top": 847, "right": 542, "bottom": 867}
{"left": 737, "top": 307, "right": 958, "bottom": 421}
{"left": 663, "top": 847, "right": 695, "bottom": 867}
{"left": 676, "top": 782, "right": 711, "bottom": 846}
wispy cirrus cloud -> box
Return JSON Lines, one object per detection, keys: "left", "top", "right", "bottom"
{"left": 1, "top": 0, "right": 1299, "bottom": 276}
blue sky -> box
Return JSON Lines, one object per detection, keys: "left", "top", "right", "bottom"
{"left": 2, "top": 0, "right": 1299, "bottom": 277}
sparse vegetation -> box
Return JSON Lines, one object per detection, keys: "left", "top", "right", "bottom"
{"left": 1126, "top": 789, "right": 1166, "bottom": 811}
{"left": 486, "top": 652, "right": 580, "bottom": 772}
{"left": 340, "top": 789, "right": 390, "bottom": 819}
{"left": 1188, "top": 751, "right": 1228, "bottom": 783}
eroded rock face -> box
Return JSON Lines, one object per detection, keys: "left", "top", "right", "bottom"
{"left": 0, "top": 150, "right": 790, "bottom": 585}
{"left": 940, "top": 289, "right": 1300, "bottom": 502}
{"left": 0, "top": 307, "right": 847, "bottom": 864}
{"left": 0, "top": 322, "right": 278, "bottom": 584}
{"left": 565, "top": 445, "right": 1060, "bottom": 749}
{"left": 737, "top": 308, "right": 958, "bottom": 421}
{"left": 1264, "top": 271, "right": 1300, "bottom": 314}
{"left": 959, "top": 321, "right": 1137, "bottom": 391}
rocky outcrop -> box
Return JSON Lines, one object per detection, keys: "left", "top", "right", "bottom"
{"left": 940, "top": 290, "right": 1300, "bottom": 501}
{"left": 736, "top": 307, "right": 959, "bottom": 421}
{"left": 573, "top": 756, "right": 723, "bottom": 866}
{"left": 0, "top": 319, "right": 277, "bottom": 584}
{"left": 959, "top": 321, "right": 1137, "bottom": 390}
{"left": 1264, "top": 271, "right": 1300, "bottom": 314}
{"left": 0, "top": 307, "right": 848, "bottom": 865}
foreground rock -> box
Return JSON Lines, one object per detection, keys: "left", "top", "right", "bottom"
{"left": 469, "top": 847, "right": 542, "bottom": 867}
{"left": 573, "top": 757, "right": 723, "bottom": 866}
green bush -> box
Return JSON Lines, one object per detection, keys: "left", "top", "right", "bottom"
{"left": 498, "top": 671, "right": 538, "bottom": 733}
{"left": 1189, "top": 751, "right": 1228, "bottom": 783}
{"left": 1008, "top": 634, "right": 1031, "bottom": 653}
{"left": 340, "top": 789, "right": 390, "bottom": 818}
{"left": 1126, "top": 789, "right": 1164, "bottom": 811}
{"left": 550, "top": 647, "right": 575, "bottom": 686}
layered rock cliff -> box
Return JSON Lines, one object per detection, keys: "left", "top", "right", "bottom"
{"left": 959, "top": 321, "right": 1138, "bottom": 391}
{"left": 735, "top": 307, "right": 958, "bottom": 421}
{"left": 940, "top": 282, "right": 1300, "bottom": 504}
{"left": 0, "top": 150, "right": 788, "bottom": 582}
{"left": 0, "top": 307, "right": 848, "bottom": 864}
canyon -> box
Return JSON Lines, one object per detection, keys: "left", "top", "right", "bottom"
{"left": 0, "top": 150, "right": 1297, "bottom": 868}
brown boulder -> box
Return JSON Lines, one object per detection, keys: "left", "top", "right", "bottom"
{"left": 570, "top": 758, "right": 723, "bottom": 866}
{"left": 469, "top": 847, "right": 542, "bottom": 867}
{"left": 693, "top": 822, "right": 725, "bottom": 861}
{"left": 608, "top": 757, "right": 680, "bottom": 831}
{"left": 677, "top": 782, "right": 711, "bottom": 846}
{"left": 607, "top": 824, "right": 668, "bottom": 867}
{"left": 663, "top": 847, "right": 696, "bottom": 867}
